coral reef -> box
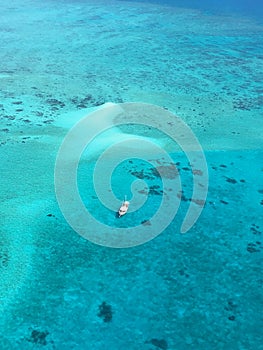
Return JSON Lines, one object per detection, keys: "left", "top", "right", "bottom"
{"left": 98, "top": 302, "right": 112, "bottom": 322}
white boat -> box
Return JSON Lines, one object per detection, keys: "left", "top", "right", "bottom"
{"left": 118, "top": 196, "right": 129, "bottom": 217}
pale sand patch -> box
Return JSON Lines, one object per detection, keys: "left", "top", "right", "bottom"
{"left": 5, "top": 99, "right": 262, "bottom": 154}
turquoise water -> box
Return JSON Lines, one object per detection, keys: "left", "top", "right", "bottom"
{"left": 1, "top": 0, "right": 263, "bottom": 349}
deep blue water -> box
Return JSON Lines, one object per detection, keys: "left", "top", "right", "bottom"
{"left": 121, "top": 0, "right": 263, "bottom": 20}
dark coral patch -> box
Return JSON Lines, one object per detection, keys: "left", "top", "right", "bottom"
{"left": 149, "top": 185, "right": 163, "bottom": 196}
{"left": 98, "top": 302, "right": 112, "bottom": 322}
{"left": 27, "top": 330, "right": 49, "bottom": 345}
{"left": 146, "top": 338, "right": 168, "bottom": 350}
{"left": 34, "top": 111, "right": 44, "bottom": 117}
{"left": 225, "top": 177, "right": 237, "bottom": 184}
{"left": 228, "top": 315, "right": 235, "bottom": 321}
{"left": 247, "top": 243, "right": 261, "bottom": 253}
{"left": 224, "top": 300, "right": 237, "bottom": 312}
{"left": 250, "top": 226, "right": 261, "bottom": 235}
{"left": 12, "top": 101, "right": 23, "bottom": 105}
{"left": 3, "top": 115, "right": 15, "bottom": 120}
{"left": 46, "top": 98, "right": 65, "bottom": 108}
{"left": 70, "top": 94, "right": 106, "bottom": 108}
{"left": 130, "top": 169, "right": 154, "bottom": 180}
{"left": 0, "top": 249, "right": 9, "bottom": 267}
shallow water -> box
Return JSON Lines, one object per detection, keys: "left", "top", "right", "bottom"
{"left": 0, "top": 0, "right": 263, "bottom": 349}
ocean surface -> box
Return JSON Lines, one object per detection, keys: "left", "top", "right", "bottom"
{"left": 0, "top": 0, "right": 263, "bottom": 349}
